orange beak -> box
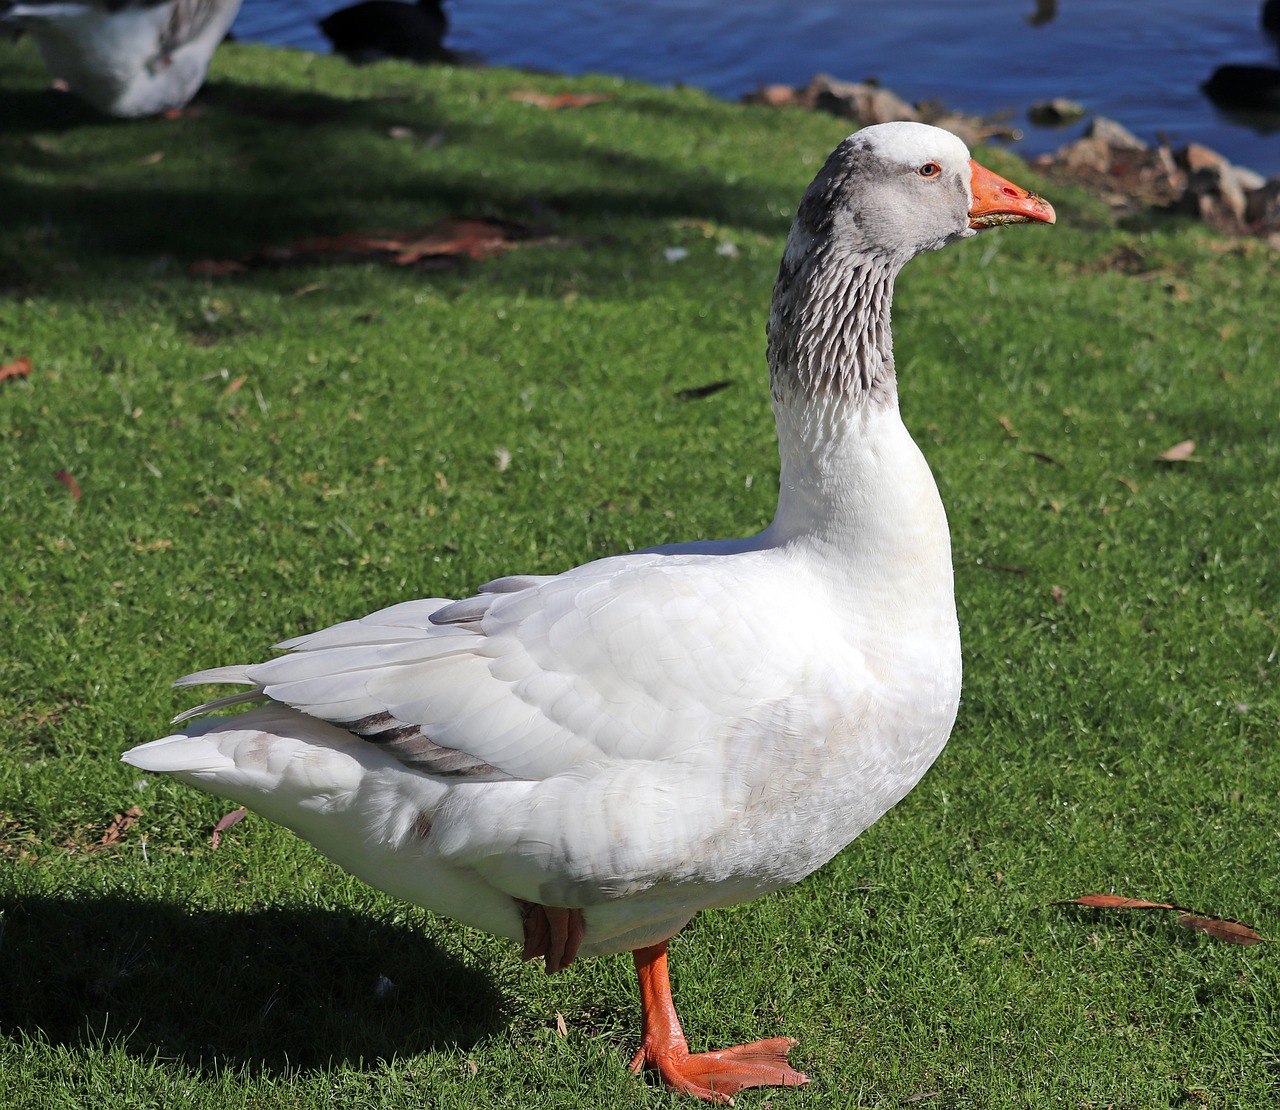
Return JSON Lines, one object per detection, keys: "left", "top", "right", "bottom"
{"left": 968, "top": 159, "right": 1056, "bottom": 228}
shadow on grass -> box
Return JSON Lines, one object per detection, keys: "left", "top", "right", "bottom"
{"left": 0, "top": 86, "right": 103, "bottom": 133}
{"left": 0, "top": 42, "right": 787, "bottom": 298}
{"left": 0, "top": 894, "right": 508, "bottom": 1074}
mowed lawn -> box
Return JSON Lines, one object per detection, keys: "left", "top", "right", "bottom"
{"left": 1, "top": 37, "right": 1277, "bottom": 1109}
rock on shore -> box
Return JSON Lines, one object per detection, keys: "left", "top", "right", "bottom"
{"left": 745, "top": 75, "right": 1280, "bottom": 247}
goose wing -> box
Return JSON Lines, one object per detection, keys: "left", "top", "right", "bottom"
{"left": 179, "top": 551, "right": 864, "bottom": 784}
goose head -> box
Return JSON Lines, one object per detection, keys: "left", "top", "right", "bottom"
{"left": 769, "top": 122, "right": 1054, "bottom": 407}
{"left": 788, "top": 120, "right": 1055, "bottom": 266}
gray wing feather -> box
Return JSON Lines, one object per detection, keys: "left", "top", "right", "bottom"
{"left": 159, "top": 0, "right": 230, "bottom": 54}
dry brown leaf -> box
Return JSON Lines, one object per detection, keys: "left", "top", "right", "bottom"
{"left": 190, "top": 258, "right": 248, "bottom": 277}
{"left": 53, "top": 470, "right": 82, "bottom": 500}
{"left": 1176, "top": 914, "right": 1267, "bottom": 946}
{"left": 210, "top": 806, "right": 248, "bottom": 849}
{"left": 1157, "top": 439, "right": 1196, "bottom": 463}
{"left": 0, "top": 357, "right": 32, "bottom": 384}
{"left": 99, "top": 805, "right": 143, "bottom": 848}
{"left": 1060, "top": 893, "right": 1268, "bottom": 946}
{"left": 195, "top": 218, "right": 541, "bottom": 274}
{"left": 1066, "top": 893, "right": 1173, "bottom": 911}
{"left": 554, "top": 1011, "right": 569, "bottom": 1037}
{"left": 509, "top": 91, "right": 613, "bottom": 110}
{"left": 267, "top": 231, "right": 409, "bottom": 261}
{"left": 391, "top": 217, "right": 528, "bottom": 264}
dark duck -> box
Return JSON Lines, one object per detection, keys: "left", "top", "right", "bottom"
{"left": 319, "top": 0, "right": 455, "bottom": 65}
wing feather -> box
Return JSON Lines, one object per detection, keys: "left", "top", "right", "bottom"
{"left": 176, "top": 551, "right": 858, "bottom": 784}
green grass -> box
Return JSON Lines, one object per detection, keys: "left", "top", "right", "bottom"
{"left": 2, "top": 36, "right": 1278, "bottom": 1109}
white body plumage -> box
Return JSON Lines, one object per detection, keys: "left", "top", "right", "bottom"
{"left": 126, "top": 398, "right": 960, "bottom": 958}
{"left": 119, "top": 123, "right": 1046, "bottom": 968}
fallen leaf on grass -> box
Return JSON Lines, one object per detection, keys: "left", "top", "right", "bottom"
{"left": 53, "top": 470, "right": 82, "bottom": 499}
{"left": 191, "top": 217, "right": 547, "bottom": 275}
{"left": 190, "top": 258, "right": 249, "bottom": 277}
{"left": 210, "top": 806, "right": 248, "bottom": 849}
{"left": 98, "top": 806, "right": 143, "bottom": 848}
{"left": 0, "top": 357, "right": 32, "bottom": 383}
{"left": 1068, "top": 893, "right": 1173, "bottom": 911}
{"left": 1156, "top": 439, "right": 1197, "bottom": 463}
{"left": 1177, "top": 915, "right": 1266, "bottom": 945}
{"left": 1059, "top": 893, "right": 1267, "bottom": 946}
{"left": 675, "top": 380, "right": 734, "bottom": 401}
{"left": 390, "top": 217, "right": 530, "bottom": 264}
{"left": 1025, "top": 449, "right": 1065, "bottom": 467}
{"left": 509, "top": 91, "right": 612, "bottom": 110}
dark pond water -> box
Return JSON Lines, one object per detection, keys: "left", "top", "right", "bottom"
{"left": 232, "top": 0, "right": 1280, "bottom": 174}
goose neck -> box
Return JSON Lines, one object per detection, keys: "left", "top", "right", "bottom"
{"left": 766, "top": 243, "right": 900, "bottom": 412}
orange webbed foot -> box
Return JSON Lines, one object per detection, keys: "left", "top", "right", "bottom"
{"left": 629, "top": 1035, "right": 808, "bottom": 1103}
{"left": 628, "top": 941, "right": 808, "bottom": 1104}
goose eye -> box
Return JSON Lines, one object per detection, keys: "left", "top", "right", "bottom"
{"left": 918, "top": 162, "right": 942, "bottom": 178}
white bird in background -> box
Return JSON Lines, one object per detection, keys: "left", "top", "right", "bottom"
{"left": 1, "top": 0, "right": 241, "bottom": 116}
{"left": 124, "top": 122, "right": 1055, "bottom": 1102}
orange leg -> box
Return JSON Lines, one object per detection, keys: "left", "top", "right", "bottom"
{"left": 516, "top": 899, "right": 585, "bottom": 973}
{"left": 627, "top": 940, "right": 808, "bottom": 1104}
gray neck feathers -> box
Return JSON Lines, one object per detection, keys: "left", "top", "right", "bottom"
{"left": 767, "top": 231, "right": 899, "bottom": 411}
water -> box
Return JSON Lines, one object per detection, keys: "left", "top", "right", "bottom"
{"left": 232, "top": 0, "right": 1280, "bottom": 175}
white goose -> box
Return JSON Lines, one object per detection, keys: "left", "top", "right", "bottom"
{"left": 123, "top": 122, "right": 1054, "bottom": 1102}
{"left": 2, "top": 0, "right": 241, "bottom": 117}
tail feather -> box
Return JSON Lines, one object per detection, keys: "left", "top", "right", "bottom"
{"left": 171, "top": 687, "right": 266, "bottom": 724}
{"left": 174, "top": 664, "right": 255, "bottom": 688}
{"left": 121, "top": 705, "right": 437, "bottom": 870}
{"left": 121, "top": 727, "right": 238, "bottom": 774}
{"left": 122, "top": 704, "right": 370, "bottom": 798}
